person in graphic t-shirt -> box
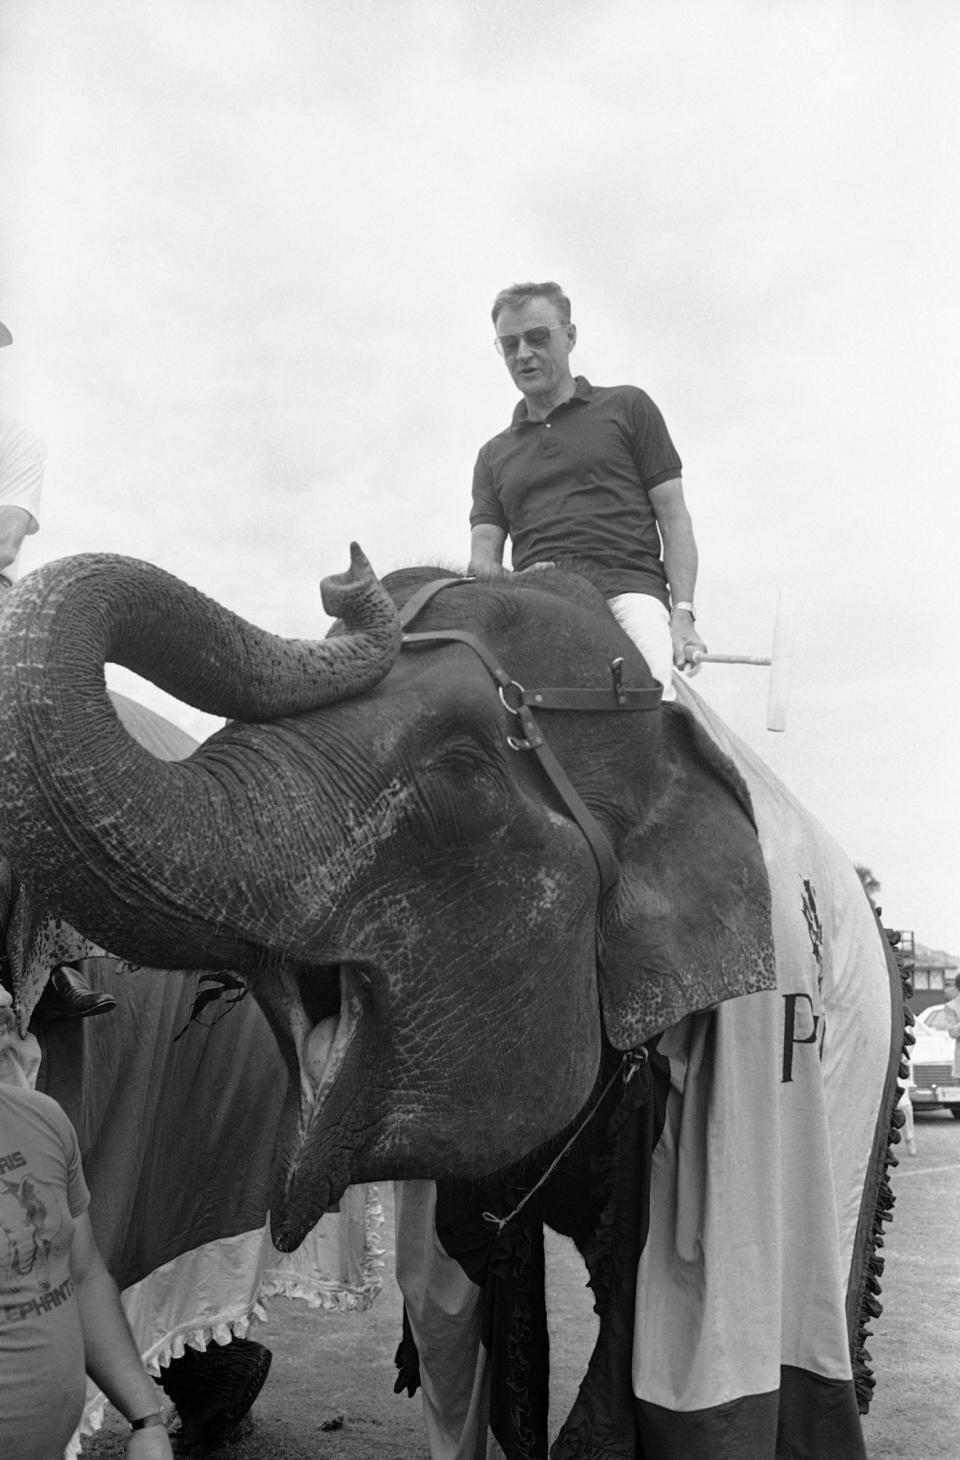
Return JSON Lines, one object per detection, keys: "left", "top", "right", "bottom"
{"left": 0, "top": 984, "right": 173, "bottom": 1458}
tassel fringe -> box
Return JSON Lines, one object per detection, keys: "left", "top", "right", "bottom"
{"left": 851, "top": 927, "right": 911, "bottom": 1414}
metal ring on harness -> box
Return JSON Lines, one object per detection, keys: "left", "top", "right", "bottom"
{"left": 498, "top": 680, "right": 525, "bottom": 716}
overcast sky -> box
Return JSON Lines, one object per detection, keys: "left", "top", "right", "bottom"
{"left": 2, "top": 0, "right": 958, "bottom": 951}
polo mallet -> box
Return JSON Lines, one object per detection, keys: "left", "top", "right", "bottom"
{"left": 693, "top": 592, "right": 795, "bottom": 732}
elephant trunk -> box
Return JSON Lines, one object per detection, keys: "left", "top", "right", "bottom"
{"left": 0, "top": 545, "right": 400, "bottom": 968}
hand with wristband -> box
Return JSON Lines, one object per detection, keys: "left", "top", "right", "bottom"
{"left": 127, "top": 1410, "right": 173, "bottom": 1458}
{"left": 669, "top": 599, "right": 707, "bottom": 677}
{"left": 69, "top": 1208, "right": 174, "bottom": 1459}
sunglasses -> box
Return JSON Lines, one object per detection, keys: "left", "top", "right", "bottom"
{"left": 494, "top": 325, "right": 567, "bottom": 357}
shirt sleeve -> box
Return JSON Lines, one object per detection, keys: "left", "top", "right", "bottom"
{"left": 626, "top": 390, "right": 682, "bottom": 492}
{"left": 42, "top": 1094, "right": 92, "bottom": 1218}
{"left": 64, "top": 1123, "right": 90, "bottom": 1219}
{"left": 469, "top": 447, "right": 508, "bottom": 529}
{"left": 0, "top": 416, "right": 45, "bottom": 531}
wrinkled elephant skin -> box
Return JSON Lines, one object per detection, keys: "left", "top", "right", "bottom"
{"left": 0, "top": 551, "right": 774, "bottom": 1249}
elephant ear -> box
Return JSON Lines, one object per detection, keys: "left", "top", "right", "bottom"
{"left": 598, "top": 706, "right": 776, "bottom": 1049}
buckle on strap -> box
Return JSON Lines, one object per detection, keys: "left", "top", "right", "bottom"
{"left": 521, "top": 685, "right": 663, "bottom": 712}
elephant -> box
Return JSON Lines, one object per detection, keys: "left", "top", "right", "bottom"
{"left": 0, "top": 548, "right": 904, "bottom": 1459}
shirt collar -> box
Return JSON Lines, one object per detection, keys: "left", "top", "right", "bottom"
{"left": 510, "top": 375, "right": 593, "bottom": 429}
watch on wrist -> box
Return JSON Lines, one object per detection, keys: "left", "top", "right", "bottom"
{"left": 130, "top": 1411, "right": 165, "bottom": 1432}
{"left": 672, "top": 600, "right": 696, "bottom": 621}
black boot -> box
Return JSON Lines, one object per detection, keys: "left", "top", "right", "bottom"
{"left": 34, "top": 965, "right": 117, "bottom": 1022}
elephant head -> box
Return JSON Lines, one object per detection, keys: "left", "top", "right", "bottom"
{"left": 0, "top": 549, "right": 774, "bottom": 1249}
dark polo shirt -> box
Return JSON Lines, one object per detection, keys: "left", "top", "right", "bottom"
{"left": 471, "top": 376, "right": 682, "bottom": 604}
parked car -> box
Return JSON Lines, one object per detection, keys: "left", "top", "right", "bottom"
{"left": 908, "top": 1004, "right": 960, "bottom": 1117}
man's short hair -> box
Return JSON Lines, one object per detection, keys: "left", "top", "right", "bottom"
{"left": 491, "top": 281, "right": 571, "bottom": 327}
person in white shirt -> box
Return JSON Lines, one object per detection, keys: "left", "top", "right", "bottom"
{"left": 0, "top": 320, "right": 44, "bottom": 588}
{"left": 0, "top": 318, "right": 114, "bottom": 1020}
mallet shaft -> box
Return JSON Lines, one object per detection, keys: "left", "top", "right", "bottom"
{"left": 695, "top": 653, "right": 772, "bottom": 667}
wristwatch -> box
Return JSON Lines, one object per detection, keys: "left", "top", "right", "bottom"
{"left": 130, "top": 1411, "right": 165, "bottom": 1432}
{"left": 671, "top": 600, "right": 696, "bottom": 621}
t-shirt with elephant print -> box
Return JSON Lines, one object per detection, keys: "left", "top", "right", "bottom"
{"left": 0, "top": 1084, "right": 91, "bottom": 1460}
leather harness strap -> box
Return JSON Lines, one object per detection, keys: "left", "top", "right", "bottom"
{"left": 397, "top": 577, "right": 662, "bottom": 898}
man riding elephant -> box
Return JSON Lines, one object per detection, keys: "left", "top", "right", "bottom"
{"left": 470, "top": 279, "right": 707, "bottom": 696}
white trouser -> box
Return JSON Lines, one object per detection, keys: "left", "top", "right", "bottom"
{"left": 394, "top": 1180, "right": 494, "bottom": 1459}
{"left": 607, "top": 593, "right": 676, "bottom": 701}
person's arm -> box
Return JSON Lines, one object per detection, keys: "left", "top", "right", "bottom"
{"left": 468, "top": 523, "right": 509, "bottom": 579}
{"left": 70, "top": 1212, "right": 173, "bottom": 1459}
{"left": 648, "top": 477, "right": 707, "bottom": 673}
{"left": 469, "top": 443, "right": 511, "bottom": 579}
{"left": 0, "top": 505, "right": 33, "bottom": 575}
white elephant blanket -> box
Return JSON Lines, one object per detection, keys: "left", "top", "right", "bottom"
{"left": 394, "top": 678, "right": 903, "bottom": 1460}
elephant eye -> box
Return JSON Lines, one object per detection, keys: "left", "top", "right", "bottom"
{"left": 405, "top": 738, "right": 510, "bottom": 848}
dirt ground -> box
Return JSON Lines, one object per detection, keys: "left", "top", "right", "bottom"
{"left": 80, "top": 1109, "right": 959, "bottom": 1460}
